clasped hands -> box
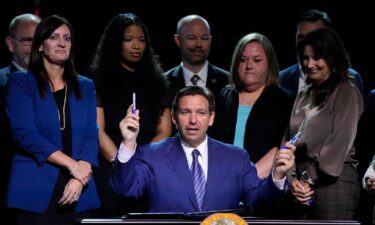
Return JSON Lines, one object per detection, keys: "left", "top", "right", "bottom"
{"left": 59, "top": 160, "right": 91, "bottom": 206}
{"left": 291, "top": 179, "right": 314, "bottom": 206}
{"left": 69, "top": 160, "right": 92, "bottom": 186}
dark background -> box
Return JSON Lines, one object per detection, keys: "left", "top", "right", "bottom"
{"left": 1, "top": 0, "right": 373, "bottom": 96}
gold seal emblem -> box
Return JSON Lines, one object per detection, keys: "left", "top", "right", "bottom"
{"left": 200, "top": 213, "right": 247, "bottom": 225}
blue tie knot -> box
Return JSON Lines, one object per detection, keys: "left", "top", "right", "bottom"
{"left": 192, "top": 149, "right": 200, "bottom": 160}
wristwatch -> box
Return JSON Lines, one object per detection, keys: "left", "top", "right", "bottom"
{"left": 301, "top": 171, "right": 315, "bottom": 185}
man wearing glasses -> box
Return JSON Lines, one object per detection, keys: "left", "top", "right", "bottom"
{"left": 1, "top": 13, "right": 41, "bottom": 85}
{"left": 0, "top": 13, "right": 40, "bottom": 224}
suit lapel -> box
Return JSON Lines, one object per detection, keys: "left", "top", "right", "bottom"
{"left": 206, "top": 64, "right": 218, "bottom": 90}
{"left": 175, "top": 66, "right": 186, "bottom": 90}
{"left": 168, "top": 135, "right": 200, "bottom": 211}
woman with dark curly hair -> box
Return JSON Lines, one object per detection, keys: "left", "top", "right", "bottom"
{"left": 86, "top": 12, "right": 171, "bottom": 217}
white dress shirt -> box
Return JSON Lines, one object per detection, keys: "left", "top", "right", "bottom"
{"left": 181, "top": 61, "right": 208, "bottom": 87}
{"left": 180, "top": 136, "right": 208, "bottom": 182}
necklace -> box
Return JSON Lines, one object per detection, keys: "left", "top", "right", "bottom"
{"left": 57, "top": 85, "right": 67, "bottom": 130}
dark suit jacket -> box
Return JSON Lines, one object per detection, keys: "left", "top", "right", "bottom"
{"left": 110, "top": 136, "right": 287, "bottom": 214}
{"left": 164, "top": 63, "right": 229, "bottom": 107}
{"left": 210, "top": 85, "right": 295, "bottom": 163}
{"left": 279, "top": 63, "right": 365, "bottom": 98}
{"left": 6, "top": 71, "right": 100, "bottom": 212}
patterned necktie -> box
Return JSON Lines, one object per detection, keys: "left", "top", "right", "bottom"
{"left": 191, "top": 149, "right": 205, "bottom": 211}
{"left": 191, "top": 75, "right": 200, "bottom": 85}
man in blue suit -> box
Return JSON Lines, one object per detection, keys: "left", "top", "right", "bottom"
{"left": 279, "top": 9, "right": 364, "bottom": 97}
{"left": 111, "top": 86, "right": 296, "bottom": 214}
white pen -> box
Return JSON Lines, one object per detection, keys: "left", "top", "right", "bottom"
{"left": 132, "top": 92, "right": 136, "bottom": 114}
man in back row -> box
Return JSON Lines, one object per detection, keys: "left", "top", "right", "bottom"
{"left": 110, "top": 86, "right": 296, "bottom": 214}
{"left": 0, "top": 13, "right": 41, "bottom": 86}
{"left": 0, "top": 13, "right": 41, "bottom": 223}
{"left": 165, "top": 15, "right": 228, "bottom": 107}
{"left": 279, "top": 9, "right": 364, "bottom": 98}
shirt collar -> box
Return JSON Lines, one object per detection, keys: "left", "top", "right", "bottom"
{"left": 181, "top": 61, "right": 208, "bottom": 85}
{"left": 180, "top": 135, "right": 208, "bottom": 163}
{"left": 11, "top": 60, "right": 27, "bottom": 72}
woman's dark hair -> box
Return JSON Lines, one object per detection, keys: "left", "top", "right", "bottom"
{"left": 90, "top": 13, "right": 166, "bottom": 122}
{"left": 29, "top": 15, "right": 81, "bottom": 98}
{"left": 297, "top": 27, "right": 352, "bottom": 108}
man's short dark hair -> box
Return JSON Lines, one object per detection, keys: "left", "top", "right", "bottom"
{"left": 297, "top": 9, "right": 332, "bottom": 27}
{"left": 172, "top": 86, "right": 215, "bottom": 113}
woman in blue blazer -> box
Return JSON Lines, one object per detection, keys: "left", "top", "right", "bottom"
{"left": 6, "top": 15, "right": 99, "bottom": 224}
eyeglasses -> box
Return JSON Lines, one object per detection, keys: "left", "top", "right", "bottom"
{"left": 10, "top": 35, "right": 33, "bottom": 46}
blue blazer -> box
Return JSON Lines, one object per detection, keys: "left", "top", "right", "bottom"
{"left": 111, "top": 136, "right": 286, "bottom": 214}
{"left": 279, "top": 63, "right": 365, "bottom": 98}
{"left": 6, "top": 71, "right": 100, "bottom": 213}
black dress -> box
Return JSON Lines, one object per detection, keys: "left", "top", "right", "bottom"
{"left": 98, "top": 67, "right": 157, "bottom": 147}
{"left": 94, "top": 67, "right": 160, "bottom": 217}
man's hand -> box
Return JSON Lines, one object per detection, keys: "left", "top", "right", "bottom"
{"left": 272, "top": 142, "right": 296, "bottom": 180}
{"left": 119, "top": 104, "right": 140, "bottom": 150}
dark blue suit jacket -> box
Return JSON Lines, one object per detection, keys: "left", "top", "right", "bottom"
{"left": 6, "top": 71, "right": 100, "bottom": 212}
{"left": 110, "top": 136, "right": 286, "bottom": 214}
{"left": 279, "top": 63, "right": 365, "bottom": 98}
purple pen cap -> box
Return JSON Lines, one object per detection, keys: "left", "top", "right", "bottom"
{"left": 132, "top": 93, "right": 136, "bottom": 114}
